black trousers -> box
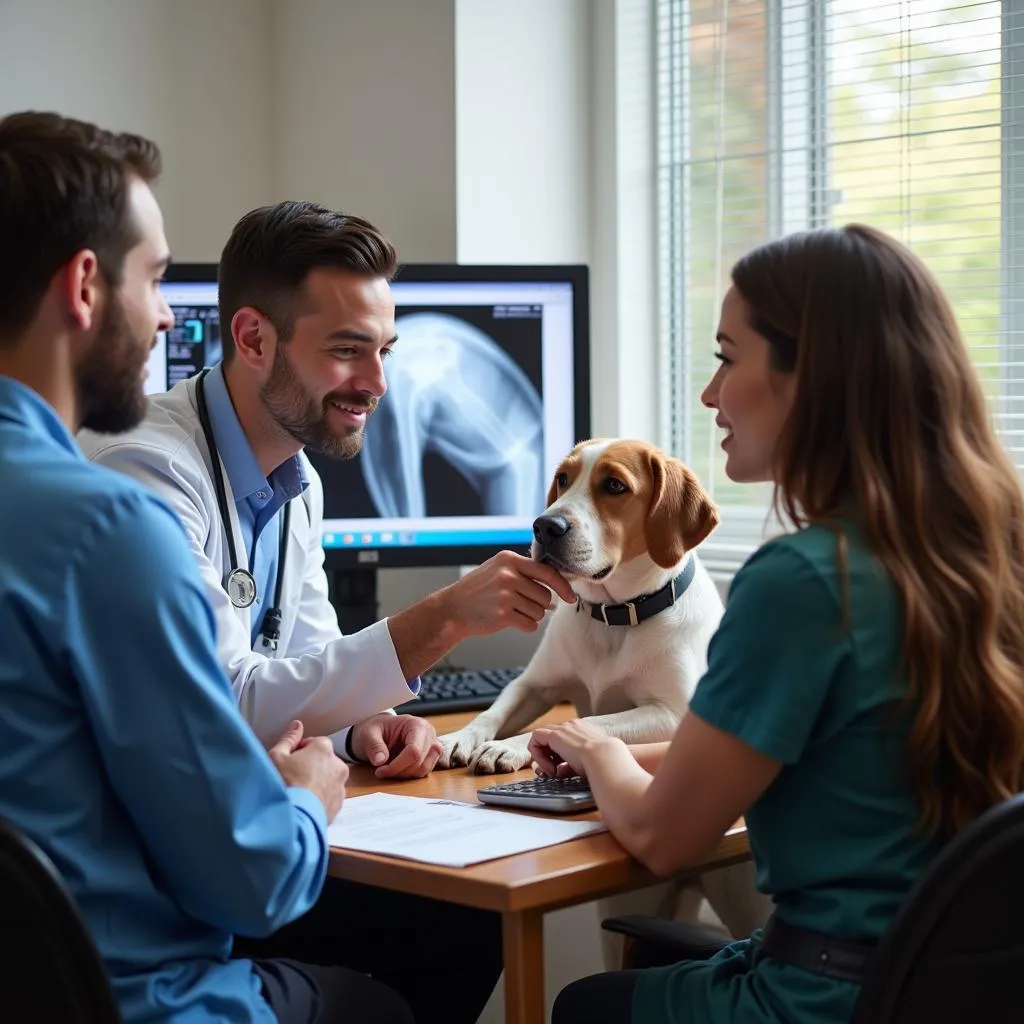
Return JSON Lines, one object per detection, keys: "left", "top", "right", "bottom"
{"left": 550, "top": 969, "right": 642, "bottom": 1024}
{"left": 234, "top": 876, "right": 503, "bottom": 1024}
{"left": 252, "top": 958, "right": 415, "bottom": 1024}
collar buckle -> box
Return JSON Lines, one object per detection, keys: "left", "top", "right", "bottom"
{"left": 625, "top": 601, "right": 639, "bottom": 627}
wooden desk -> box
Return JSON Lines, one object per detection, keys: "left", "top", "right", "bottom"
{"left": 329, "top": 707, "right": 750, "bottom": 1024}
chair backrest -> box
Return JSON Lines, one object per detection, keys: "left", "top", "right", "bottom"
{"left": 0, "top": 818, "right": 121, "bottom": 1023}
{"left": 852, "top": 791, "right": 1024, "bottom": 1024}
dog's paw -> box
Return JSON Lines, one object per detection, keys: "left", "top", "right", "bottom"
{"left": 437, "top": 728, "right": 485, "bottom": 770}
{"left": 467, "top": 739, "right": 532, "bottom": 775}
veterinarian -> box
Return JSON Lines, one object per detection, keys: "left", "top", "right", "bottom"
{"left": 81, "top": 200, "right": 575, "bottom": 1024}
{"left": 534, "top": 225, "right": 1024, "bottom": 1024}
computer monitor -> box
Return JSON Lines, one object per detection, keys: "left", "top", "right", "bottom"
{"left": 147, "top": 274, "right": 224, "bottom": 392}
{"left": 153, "top": 263, "right": 590, "bottom": 628}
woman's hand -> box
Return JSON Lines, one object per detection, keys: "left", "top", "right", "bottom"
{"left": 528, "top": 719, "right": 623, "bottom": 778}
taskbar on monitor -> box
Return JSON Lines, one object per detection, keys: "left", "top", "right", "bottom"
{"left": 321, "top": 528, "right": 533, "bottom": 549}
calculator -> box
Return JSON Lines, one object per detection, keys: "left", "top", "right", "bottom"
{"left": 476, "top": 775, "right": 596, "bottom": 814}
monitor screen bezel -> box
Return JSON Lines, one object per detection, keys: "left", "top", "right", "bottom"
{"left": 161, "top": 262, "right": 591, "bottom": 569}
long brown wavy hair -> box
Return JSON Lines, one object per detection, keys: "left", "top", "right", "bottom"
{"left": 731, "top": 224, "right": 1024, "bottom": 836}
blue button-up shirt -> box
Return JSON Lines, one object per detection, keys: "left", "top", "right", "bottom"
{"left": 0, "top": 376, "right": 328, "bottom": 1023}
{"left": 202, "top": 364, "right": 308, "bottom": 644}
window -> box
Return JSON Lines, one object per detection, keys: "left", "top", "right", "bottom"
{"left": 657, "top": 0, "right": 1015, "bottom": 578}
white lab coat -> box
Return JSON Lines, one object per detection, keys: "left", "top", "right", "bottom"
{"left": 78, "top": 376, "right": 412, "bottom": 756}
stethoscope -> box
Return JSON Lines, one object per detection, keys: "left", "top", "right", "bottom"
{"left": 195, "top": 368, "right": 290, "bottom": 651}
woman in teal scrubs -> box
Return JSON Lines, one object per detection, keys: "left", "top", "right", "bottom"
{"left": 536, "top": 225, "right": 1024, "bottom": 1024}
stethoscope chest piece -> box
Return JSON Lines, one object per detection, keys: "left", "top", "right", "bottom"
{"left": 225, "top": 567, "right": 258, "bottom": 609}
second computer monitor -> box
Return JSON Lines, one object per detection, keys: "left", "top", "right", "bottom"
{"left": 154, "top": 263, "right": 590, "bottom": 568}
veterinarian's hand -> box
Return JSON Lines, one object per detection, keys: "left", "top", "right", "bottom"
{"left": 443, "top": 550, "right": 576, "bottom": 636}
{"left": 529, "top": 719, "right": 624, "bottom": 779}
{"left": 351, "top": 713, "right": 443, "bottom": 779}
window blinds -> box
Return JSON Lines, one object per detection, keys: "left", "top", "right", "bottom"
{"left": 657, "top": 0, "right": 1015, "bottom": 576}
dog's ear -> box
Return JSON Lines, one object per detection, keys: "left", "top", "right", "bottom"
{"left": 644, "top": 453, "right": 720, "bottom": 568}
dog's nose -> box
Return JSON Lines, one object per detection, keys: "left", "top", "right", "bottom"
{"left": 533, "top": 515, "right": 571, "bottom": 545}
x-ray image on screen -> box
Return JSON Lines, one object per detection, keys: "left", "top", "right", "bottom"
{"left": 362, "top": 310, "right": 544, "bottom": 518}
{"left": 309, "top": 303, "right": 545, "bottom": 521}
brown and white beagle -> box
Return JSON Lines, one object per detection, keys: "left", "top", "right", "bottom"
{"left": 437, "top": 438, "right": 771, "bottom": 944}
{"left": 438, "top": 438, "right": 723, "bottom": 774}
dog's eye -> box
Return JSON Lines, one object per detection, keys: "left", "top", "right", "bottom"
{"left": 604, "top": 477, "right": 627, "bottom": 495}
{"left": 555, "top": 472, "right": 568, "bottom": 488}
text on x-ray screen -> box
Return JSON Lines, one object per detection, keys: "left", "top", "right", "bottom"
{"left": 146, "top": 305, "right": 223, "bottom": 395}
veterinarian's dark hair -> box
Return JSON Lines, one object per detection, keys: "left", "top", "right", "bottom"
{"left": 0, "top": 110, "right": 162, "bottom": 346}
{"left": 731, "top": 224, "right": 1024, "bottom": 838}
{"left": 217, "top": 201, "right": 397, "bottom": 361}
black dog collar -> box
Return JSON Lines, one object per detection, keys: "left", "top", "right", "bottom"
{"left": 579, "top": 557, "right": 696, "bottom": 627}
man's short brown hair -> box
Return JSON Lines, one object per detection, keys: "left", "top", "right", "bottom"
{"left": 217, "top": 201, "right": 398, "bottom": 360}
{"left": 0, "top": 111, "right": 162, "bottom": 346}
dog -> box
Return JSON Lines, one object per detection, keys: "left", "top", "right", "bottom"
{"left": 437, "top": 437, "right": 723, "bottom": 774}
{"left": 437, "top": 438, "right": 772, "bottom": 946}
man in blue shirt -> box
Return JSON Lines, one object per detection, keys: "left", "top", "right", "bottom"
{"left": 0, "top": 111, "right": 412, "bottom": 1024}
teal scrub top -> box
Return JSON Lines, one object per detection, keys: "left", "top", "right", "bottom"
{"left": 633, "top": 522, "right": 944, "bottom": 1024}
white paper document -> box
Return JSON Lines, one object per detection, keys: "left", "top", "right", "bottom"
{"left": 328, "top": 792, "right": 607, "bottom": 868}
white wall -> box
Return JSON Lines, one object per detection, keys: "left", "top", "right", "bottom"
{"left": 269, "top": 0, "right": 458, "bottom": 263}
{"left": 158, "top": 0, "right": 275, "bottom": 260}
{"left": 0, "top": 0, "right": 273, "bottom": 261}
{"left": 0, "top": 0, "right": 459, "bottom": 263}
{"left": 455, "top": 0, "right": 592, "bottom": 265}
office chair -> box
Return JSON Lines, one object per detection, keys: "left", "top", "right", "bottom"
{"left": 0, "top": 818, "right": 122, "bottom": 1023}
{"left": 603, "top": 790, "right": 1024, "bottom": 1023}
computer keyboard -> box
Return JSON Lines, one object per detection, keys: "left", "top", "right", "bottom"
{"left": 395, "top": 666, "right": 526, "bottom": 716}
